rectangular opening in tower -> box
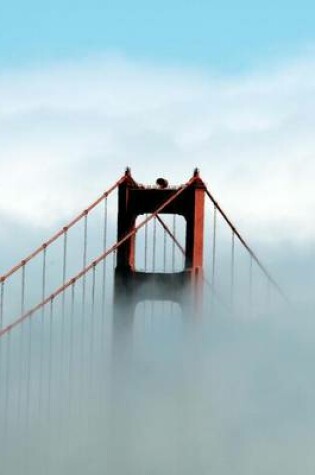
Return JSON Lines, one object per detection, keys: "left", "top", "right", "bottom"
{"left": 135, "top": 214, "right": 186, "bottom": 273}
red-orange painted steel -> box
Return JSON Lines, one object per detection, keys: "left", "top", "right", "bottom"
{"left": 113, "top": 168, "right": 207, "bottom": 323}
{"left": 0, "top": 176, "right": 194, "bottom": 338}
{"left": 0, "top": 175, "right": 126, "bottom": 283}
{"left": 115, "top": 168, "right": 206, "bottom": 275}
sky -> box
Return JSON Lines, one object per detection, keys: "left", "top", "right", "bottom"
{"left": 0, "top": 1, "right": 314, "bottom": 71}
{"left": 1, "top": 1, "right": 315, "bottom": 283}
{"left": 2, "top": 5, "right": 315, "bottom": 473}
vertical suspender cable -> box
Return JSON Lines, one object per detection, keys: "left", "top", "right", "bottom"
{"left": 17, "top": 262, "right": 26, "bottom": 430}
{"left": 41, "top": 246, "right": 47, "bottom": 318}
{"left": 100, "top": 198, "right": 108, "bottom": 371}
{"left": 171, "top": 214, "right": 177, "bottom": 315}
{"left": 42, "top": 246, "right": 47, "bottom": 301}
{"left": 21, "top": 261, "right": 26, "bottom": 315}
{"left": 82, "top": 213, "right": 88, "bottom": 316}
{"left": 162, "top": 225, "right": 167, "bottom": 318}
{"left": 212, "top": 206, "right": 217, "bottom": 287}
{"left": 47, "top": 297, "right": 54, "bottom": 421}
{"left": 89, "top": 264, "right": 96, "bottom": 392}
{"left": 91, "top": 266, "right": 96, "bottom": 321}
{"left": 68, "top": 280, "right": 75, "bottom": 415}
{"left": 25, "top": 311, "right": 33, "bottom": 438}
{"left": 152, "top": 217, "right": 157, "bottom": 272}
{"left": 62, "top": 229, "right": 68, "bottom": 316}
{"left": 101, "top": 198, "right": 108, "bottom": 314}
{"left": 112, "top": 249, "right": 116, "bottom": 273}
{"left": 39, "top": 246, "right": 47, "bottom": 418}
{"left": 249, "top": 255, "right": 253, "bottom": 313}
{"left": 144, "top": 214, "right": 149, "bottom": 321}
{"left": 144, "top": 214, "right": 148, "bottom": 272}
{"left": 16, "top": 328, "right": 22, "bottom": 428}
{"left": 65, "top": 280, "right": 75, "bottom": 454}
{"left": 266, "top": 278, "right": 271, "bottom": 314}
{"left": 150, "top": 216, "right": 157, "bottom": 323}
{"left": 0, "top": 279, "right": 4, "bottom": 329}
{"left": 60, "top": 229, "right": 68, "bottom": 401}
{"left": 231, "top": 231, "right": 235, "bottom": 305}
{"left": 172, "top": 215, "right": 176, "bottom": 272}
{"left": 81, "top": 213, "right": 88, "bottom": 378}
{"left": 99, "top": 199, "right": 108, "bottom": 385}
{"left": 163, "top": 225, "right": 167, "bottom": 273}
{"left": 4, "top": 333, "right": 11, "bottom": 441}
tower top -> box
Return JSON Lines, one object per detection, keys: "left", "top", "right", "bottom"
{"left": 121, "top": 168, "right": 204, "bottom": 189}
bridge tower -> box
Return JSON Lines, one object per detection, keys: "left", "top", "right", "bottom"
{"left": 113, "top": 167, "right": 206, "bottom": 344}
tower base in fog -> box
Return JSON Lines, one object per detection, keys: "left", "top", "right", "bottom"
{"left": 111, "top": 167, "right": 206, "bottom": 376}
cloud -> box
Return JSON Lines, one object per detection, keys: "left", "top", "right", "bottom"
{"left": 2, "top": 54, "right": 315, "bottom": 475}
{"left": 1, "top": 53, "right": 315, "bottom": 244}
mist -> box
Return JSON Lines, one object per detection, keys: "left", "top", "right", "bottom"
{"left": 1, "top": 240, "right": 314, "bottom": 475}
{"left": 2, "top": 3, "right": 315, "bottom": 471}
{"left": 1, "top": 179, "right": 315, "bottom": 474}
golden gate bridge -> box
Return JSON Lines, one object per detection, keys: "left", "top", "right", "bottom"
{"left": 0, "top": 168, "right": 287, "bottom": 473}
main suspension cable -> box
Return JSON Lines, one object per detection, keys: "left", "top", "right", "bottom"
{"left": 0, "top": 176, "right": 125, "bottom": 283}
{"left": 0, "top": 176, "right": 196, "bottom": 339}
{"left": 205, "top": 188, "right": 288, "bottom": 302}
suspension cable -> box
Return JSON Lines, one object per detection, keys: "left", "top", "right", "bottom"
{"left": 163, "top": 224, "right": 167, "bottom": 272}
{"left": 231, "top": 231, "right": 235, "bottom": 304}
{"left": 81, "top": 212, "right": 88, "bottom": 316}
{"left": 60, "top": 228, "right": 68, "bottom": 412}
{"left": 17, "top": 321, "right": 25, "bottom": 428}
{"left": 0, "top": 176, "right": 196, "bottom": 338}
{"left": 0, "top": 176, "right": 125, "bottom": 283}
{"left": 62, "top": 228, "right": 68, "bottom": 316}
{"left": 0, "top": 279, "right": 4, "bottom": 329}
{"left": 89, "top": 264, "right": 96, "bottom": 388}
{"left": 4, "top": 333, "right": 11, "bottom": 438}
{"left": 21, "top": 261, "right": 26, "bottom": 315}
{"left": 152, "top": 217, "right": 157, "bottom": 272}
{"left": 47, "top": 297, "right": 54, "bottom": 420}
{"left": 100, "top": 198, "right": 108, "bottom": 361}
{"left": 38, "top": 246, "right": 47, "bottom": 417}
{"left": 25, "top": 313, "right": 33, "bottom": 434}
{"left": 68, "top": 280, "right": 76, "bottom": 414}
{"left": 101, "top": 197, "right": 108, "bottom": 312}
{"left": 156, "top": 215, "right": 185, "bottom": 255}
{"left": 212, "top": 206, "right": 217, "bottom": 287}
{"left": 203, "top": 276, "right": 232, "bottom": 314}
{"left": 172, "top": 215, "right": 176, "bottom": 272}
{"left": 144, "top": 214, "right": 148, "bottom": 271}
{"left": 69, "top": 280, "right": 75, "bottom": 368}
{"left": 205, "top": 188, "right": 288, "bottom": 302}
{"left": 42, "top": 246, "right": 47, "bottom": 302}
{"left": 91, "top": 265, "right": 96, "bottom": 323}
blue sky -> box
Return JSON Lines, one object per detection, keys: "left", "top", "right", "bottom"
{"left": 1, "top": 0, "right": 314, "bottom": 71}
{"left": 1, "top": 0, "right": 315, "bottom": 254}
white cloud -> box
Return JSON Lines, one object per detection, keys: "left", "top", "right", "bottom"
{"left": 1, "top": 53, "right": 315, "bottom": 243}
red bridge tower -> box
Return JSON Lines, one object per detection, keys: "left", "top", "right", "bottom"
{"left": 113, "top": 168, "right": 206, "bottom": 340}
